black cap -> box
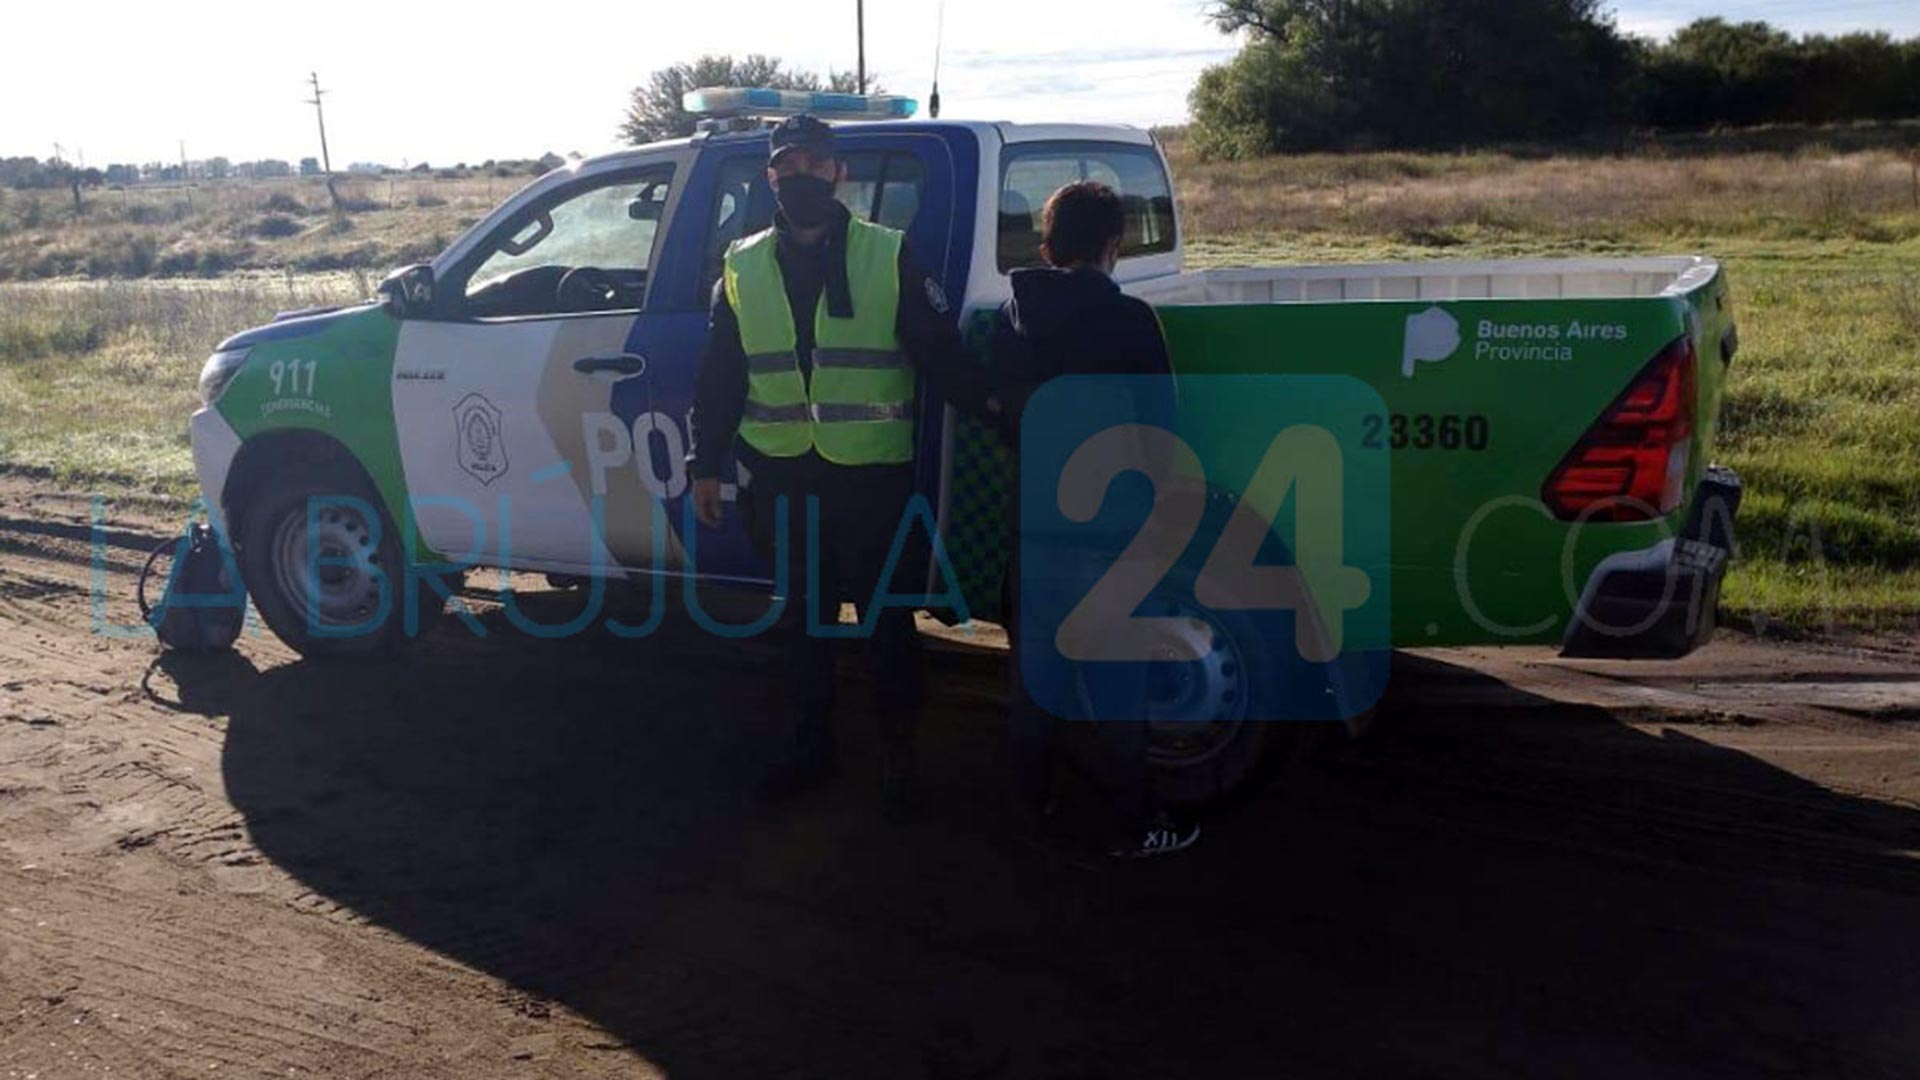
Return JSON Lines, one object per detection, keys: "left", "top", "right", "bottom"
{"left": 768, "top": 115, "right": 835, "bottom": 165}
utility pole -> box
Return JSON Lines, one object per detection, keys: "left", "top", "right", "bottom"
{"left": 306, "top": 72, "right": 334, "bottom": 175}
{"left": 306, "top": 71, "right": 341, "bottom": 210}
{"left": 855, "top": 0, "right": 866, "bottom": 94}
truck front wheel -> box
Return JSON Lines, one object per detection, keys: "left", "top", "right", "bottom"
{"left": 236, "top": 461, "right": 443, "bottom": 658}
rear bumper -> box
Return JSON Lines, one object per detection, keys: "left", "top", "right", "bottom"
{"left": 1560, "top": 466, "right": 1742, "bottom": 659}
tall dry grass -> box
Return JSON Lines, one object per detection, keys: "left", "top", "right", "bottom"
{"left": 0, "top": 275, "right": 368, "bottom": 492}
{"left": 0, "top": 175, "right": 522, "bottom": 281}
{"left": 1170, "top": 144, "right": 1920, "bottom": 246}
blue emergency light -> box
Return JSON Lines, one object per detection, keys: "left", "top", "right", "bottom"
{"left": 682, "top": 86, "right": 918, "bottom": 120}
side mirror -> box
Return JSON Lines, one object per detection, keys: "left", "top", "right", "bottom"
{"left": 378, "top": 264, "right": 435, "bottom": 319}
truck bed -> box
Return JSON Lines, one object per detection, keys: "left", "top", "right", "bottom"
{"left": 1142, "top": 255, "right": 1721, "bottom": 305}
{"left": 942, "top": 253, "right": 1735, "bottom": 651}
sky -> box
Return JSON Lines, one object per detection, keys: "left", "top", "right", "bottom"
{"left": 3, "top": 0, "right": 1916, "bottom": 169}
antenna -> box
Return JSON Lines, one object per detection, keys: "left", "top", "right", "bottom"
{"left": 856, "top": 0, "right": 867, "bottom": 94}
{"left": 929, "top": 0, "right": 945, "bottom": 118}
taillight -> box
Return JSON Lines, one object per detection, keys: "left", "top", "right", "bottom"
{"left": 1542, "top": 334, "right": 1696, "bottom": 522}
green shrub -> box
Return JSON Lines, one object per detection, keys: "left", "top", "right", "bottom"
{"left": 81, "top": 231, "right": 158, "bottom": 277}
{"left": 254, "top": 214, "right": 303, "bottom": 238}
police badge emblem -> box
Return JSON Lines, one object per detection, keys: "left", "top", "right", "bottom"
{"left": 452, "top": 393, "right": 509, "bottom": 485}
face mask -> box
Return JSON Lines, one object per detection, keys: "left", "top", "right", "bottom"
{"left": 775, "top": 174, "right": 837, "bottom": 228}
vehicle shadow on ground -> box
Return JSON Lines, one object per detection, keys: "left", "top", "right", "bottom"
{"left": 168, "top": 594, "right": 1920, "bottom": 1079}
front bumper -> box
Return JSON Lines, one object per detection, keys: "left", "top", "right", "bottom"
{"left": 189, "top": 407, "right": 242, "bottom": 532}
{"left": 1560, "top": 465, "right": 1742, "bottom": 659}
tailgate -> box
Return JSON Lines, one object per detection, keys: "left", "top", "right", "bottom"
{"left": 1154, "top": 278, "right": 1731, "bottom": 648}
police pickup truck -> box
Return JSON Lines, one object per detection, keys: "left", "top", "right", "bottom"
{"left": 190, "top": 89, "right": 1740, "bottom": 800}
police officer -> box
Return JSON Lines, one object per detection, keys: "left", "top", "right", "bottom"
{"left": 689, "top": 115, "right": 990, "bottom": 813}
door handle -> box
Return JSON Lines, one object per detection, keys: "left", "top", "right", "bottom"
{"left": 573, "top": 353, "right": 648, "bottom": 375}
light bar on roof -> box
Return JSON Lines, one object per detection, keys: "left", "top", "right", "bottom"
{"left": 682, "top": 86, "right": 918, "bottom": 120}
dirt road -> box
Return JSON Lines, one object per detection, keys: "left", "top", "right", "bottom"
{"left": 3, "top": 476, "right": 1919, "bottom": 1079}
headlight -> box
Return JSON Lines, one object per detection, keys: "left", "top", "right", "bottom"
{"left": 198, "top": 347, "right": 250, "bottom": 406}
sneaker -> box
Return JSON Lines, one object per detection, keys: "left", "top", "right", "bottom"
{"left": 1108, "top": 813, "right": 1200, "bottom": 859}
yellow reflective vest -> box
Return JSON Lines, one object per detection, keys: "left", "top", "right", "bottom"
{"left": 722, "top": 216, "right": 915, "bottom": 465}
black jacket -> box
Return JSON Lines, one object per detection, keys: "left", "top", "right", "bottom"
{"left": 689, "top": 202, "right": 989, "bottom": 480}
{"left": 988, "top": 266, "right": 1174, "bottom": 449}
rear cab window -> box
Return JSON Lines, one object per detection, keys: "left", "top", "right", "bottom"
{"left": 997, "top": 142, "right": 1176, "bottom": 272}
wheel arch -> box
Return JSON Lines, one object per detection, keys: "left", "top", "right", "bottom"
{"left": 222, "top": 430, "right": 388, "bottom": 543}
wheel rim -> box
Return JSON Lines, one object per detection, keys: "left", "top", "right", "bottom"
{"left": 1074, "top": 601, "right": 1250, "bottom": 771}
{"left": 270, "top": 500, "right": 383, "bottom": 629}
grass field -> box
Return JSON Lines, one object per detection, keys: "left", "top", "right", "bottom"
{"left": 1162, "top": 134, "right": 1920, "bottom": 630}
{"left": 1, "top": 136, "right": 1917, "bottom": 631}
{"left": 0, "top": 175, "right": 509, "bottom": 280}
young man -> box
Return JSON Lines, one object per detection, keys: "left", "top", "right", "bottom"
{"left": 688, "top": 115, "right": 989, "bottom": 815}
{"left": 990, "top": 180, "right": 1200, "bottom": 858}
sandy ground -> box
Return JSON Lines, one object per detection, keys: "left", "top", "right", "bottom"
{"left": 2, "top": 476, "right": 1920, "bottom": 1079}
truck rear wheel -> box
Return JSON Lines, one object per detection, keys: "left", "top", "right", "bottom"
{"left": 1057, "top": 576, "right": 1363, "bottom": 807}
{"left": 236, "top": 461, "right": 443, "bottom": 658}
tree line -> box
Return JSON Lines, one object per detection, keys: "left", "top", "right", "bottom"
{"left": 620, "top": 54, "right": 874, "bottom": 144}
{"left": 1189, "top": 2, "right": 1920, "bottom": 158}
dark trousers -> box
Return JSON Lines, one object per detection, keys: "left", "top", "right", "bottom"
{"left": 747, "top": 453, "right": 925, "bottom": 742}
{"left": 1005, "top": 543, "right": 1154, "bottom": 841}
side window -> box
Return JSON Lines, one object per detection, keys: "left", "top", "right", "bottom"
{"left": 998, "top": 143, "right": 1176, "bottom": 272}
{"left": 699, "top": 150, "right": 930, "bottom": 296}
{"left": 460, "top": 163, "right": 676, "bottom": 319}
{"left": 703, "top": 156, "right": 773, "bottom": 294}
{"left": 839, "top": 152, "right": 927, "bottom": 233}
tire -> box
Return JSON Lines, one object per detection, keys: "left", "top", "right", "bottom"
{"left": 1056, "top": 585, "right": 1329, "bottom": 808}
{"left": 1056, "top": 544, "right": 1375, "bottom": 808}
{"left": 236, "top": 459, "right": 444, "bottom": 658}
